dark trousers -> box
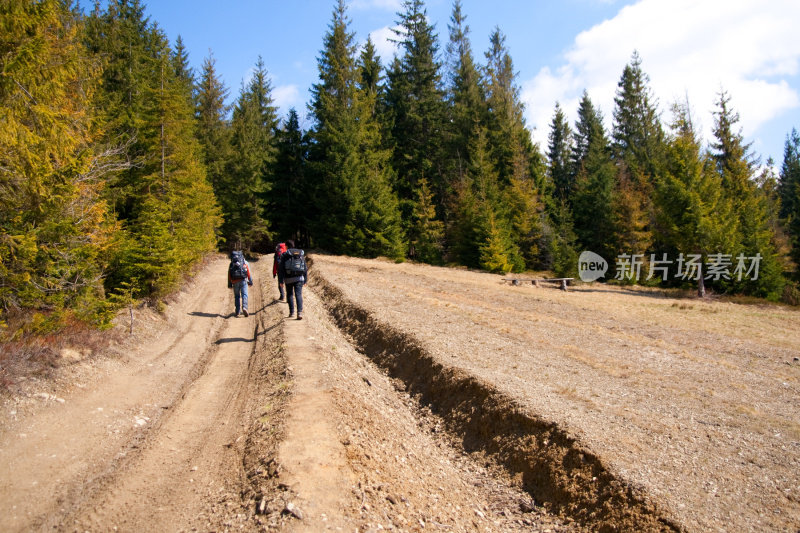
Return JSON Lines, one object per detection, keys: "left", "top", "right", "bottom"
{"left": 286, "top": 281, "right": 303, "bottom": 314}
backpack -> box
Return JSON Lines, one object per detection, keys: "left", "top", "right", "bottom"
{"left": 283, "top": 248, "right": 306, "bottom": 277}
{"left": 229, "top": 251, "right": 248, "bottom": 280}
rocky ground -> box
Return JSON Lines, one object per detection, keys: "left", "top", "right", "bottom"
{"left": 1, "top": 253, "right": 798, "bottom": 532}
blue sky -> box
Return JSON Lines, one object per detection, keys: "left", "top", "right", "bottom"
{"left": 139, "top": 0, "right": 800, "bottom": 166}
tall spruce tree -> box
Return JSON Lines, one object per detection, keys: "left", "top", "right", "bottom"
{"left": 271, "top": 109, "right": 310, "bottom": 244}
{"left": 0, "top": 0, "right": 118, "bottom": 322}
{"left": 309, "top": 0, "right": 403, "bottom": 258}
{"left": 112, "top": 28, "right": 221, "bottom": 297}
{"left": 482, "top": 27, "right": 545, "bottom": 270}
{"left": 171, "top": 36, "right": 193, "bottom": 88}
{"left": 571, "top": 92, "right": 616, "bottom": 261}
{"left": 610, "top": 52, "right": 663, "bottom": 263}
{"left": 779, "top": 129, "right": 800, "bottom": 269}
{"left": 445, "top": 0, "right": 485, "bottom": 179}
{"left": 657, "top": 102, "right": 737, "bottom": 296}
{"left": 225, "top": 57, "right": 277, "bottom": 251}
{"left": 409, "top": 178, "right": 445, "bottom": 263}
{"left": 483, "top": 27, "right": 532, "bottom": 186}
{"left": 470, "top": 128, "right": 523, "bottom": 272}
{"left": 195, "top": 53, "right": 232, "bottom": 228}
{"left": 83, "top": 0, "right": 156, "bottom": 220}
{"left": 711, "top": 92, "right": 784, "bottom": 297}
{"left": 612, "top": 51, "right": 665, "bottom": 178}
{"left": 385, "top": 0, "right": 448, "bottom": 224}
{"left": 547, "top": 102, "right": 574, "bottom": 203}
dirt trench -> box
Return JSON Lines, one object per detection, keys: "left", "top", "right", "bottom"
{"left": 310, "top": 271, "right": 681, "bottom": 533}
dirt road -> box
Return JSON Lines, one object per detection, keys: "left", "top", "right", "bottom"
{"left": 0, "top": 256, "right": 568, "bottom": 532}
{"left": 0, "top": 257, "right": 279, "bottom": 531}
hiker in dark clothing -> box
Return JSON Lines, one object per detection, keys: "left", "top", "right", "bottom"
{"left": 279, "top": 240, "right": 307, "bottom": 320}
{"left": 228, "top": 251, "right": 253, "bottom": 317}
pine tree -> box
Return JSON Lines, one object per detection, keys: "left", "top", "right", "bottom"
{"left": 656, "top": 102, "right": 738, "bottom": 296}
{"left": 481, "top": 27, "right": 545, "bottom": 270}
{"left": 359, "top": 36, "right": 382, "bottom": 100}
{"left": 271, "top": 109, "right": 310, "bottom": 244}
{"left": 711, "top": 91, "right": 783, "bottom": 298}
{"left": 445, "top": 0, "right": 485, "bottom": 179}
{"left": 309, "top": 0, "right": 403, "bottom": 258}
{"left": 480, "top": 212, "right": 517, "bottom": 274}
{"left": 409, "top": 178, "right": 445, "bottom": 263}
{"left": 113, "top": 28, "right": 221, "bottom": 297}
{"left": 503, "top": 175, "right": 545, "bottom": 269}
{"left": 548, "top": 102, "right": 574, "bottom": 202}
{"left": 171, "top": 35, "right": 194, "bottom": 88}
{"left": 610, "top": 52, "right": 663, "bottom": 262}
{"left": 0, "top": 0, "right": 117, "bottom": 322}
{"left": 779, "top": 129, "right": 800, "bottom": 268}
{"left": 225, "top": 57, "right": 277, "bottom": 250}
{"left": 85, "top": 2, "right": 221, "bottom": 298}
{"left": 547, "top": 200, "right": 580, "bottom": 278}
{"left": 483, "top": 28, "right": 533, "bottom": 186}
{"left": 83, "top": 0, "right": 157, "bottom": 220}
{"left": 195, "top": 53, "right": 232, "bottom": 223}
{"left": 470, "top": 127, "right": 523, "bottom": 272}
{"left": 612, "top": 51, "right": 665, "bottom": 178}
{"left": 570, "top": 92, "right": 616, "bottom": 260}
{"left": 572, "top": 91, "right": 606, "bottom": 173}
{"left": 385, "top": 0, "right": 447, "bottom": 217}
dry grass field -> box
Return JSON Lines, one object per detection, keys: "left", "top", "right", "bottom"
{"left": 311, "top": 254, "right": 800, "bottom": 532}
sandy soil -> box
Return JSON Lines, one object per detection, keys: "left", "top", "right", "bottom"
{"left": 0, "top": 256, "right": 283, "bottom": 531}
{"left": 309, "top": 254, "right": 800, "bottom": 532}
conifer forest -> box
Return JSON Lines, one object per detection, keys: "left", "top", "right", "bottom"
{"left": 2, "top": 0, "right": 800, "bottom": 335}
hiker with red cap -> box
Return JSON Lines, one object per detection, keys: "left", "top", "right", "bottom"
{"left": 273, "top": 242, "right": 287, "bottom": 301}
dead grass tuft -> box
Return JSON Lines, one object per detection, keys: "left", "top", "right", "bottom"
{"left": 0, "top": 311, "right": 122, "bottom": 393}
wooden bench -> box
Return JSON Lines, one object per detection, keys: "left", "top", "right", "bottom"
{"left": 502, "top": 277, "right": 574, "bottom": 291}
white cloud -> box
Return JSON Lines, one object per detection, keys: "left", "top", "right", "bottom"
{"left": 273, "top": 85, "right": 300, "bottom": 112}
{"left": 369, "top": 25, "right": 402, "bottom": 63}
{"left": 521, "top": 0, "right": 800, "bottom": 152}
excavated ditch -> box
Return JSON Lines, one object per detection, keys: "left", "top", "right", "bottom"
{"left": 311, "top": 272, "right": 683, "bottom": 533}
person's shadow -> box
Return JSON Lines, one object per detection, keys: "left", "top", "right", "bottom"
{"left": 214, "top": 322, "right": 279, "bottom": 344}
{"left": 188, "top": 311, "right": 226, "bottom": 318}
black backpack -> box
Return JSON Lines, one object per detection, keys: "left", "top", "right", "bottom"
{"left": 229, "top": 251, "right": 248, "bottom": 280}
{"left": 283, "top": 248, "right": 306, "bottom": 277}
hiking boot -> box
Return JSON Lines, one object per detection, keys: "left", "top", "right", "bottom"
{"left": 278, "top": 296, "right": 284, "bottom": 301}
{"left": 234, "top": 312, "right": 239, "bottom": 318}
{"left": 243, "top": 309, "right": 249, "bottom": 317}
{"left": 297, "top": 312, "right": 303, "bottom": 320}
{"left": 288, "top": 312, "right": 294, "bottom": 318}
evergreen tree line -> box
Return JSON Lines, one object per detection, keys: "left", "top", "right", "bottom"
{"left": 2, "top": 0, "right": 800, "bottom": 337}
{"left": 287, "top": 0, "right": 800, "bottom": 301}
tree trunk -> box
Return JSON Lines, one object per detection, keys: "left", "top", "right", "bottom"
{"left": 697, "top": 262, "right": 706, "bottom": 298}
